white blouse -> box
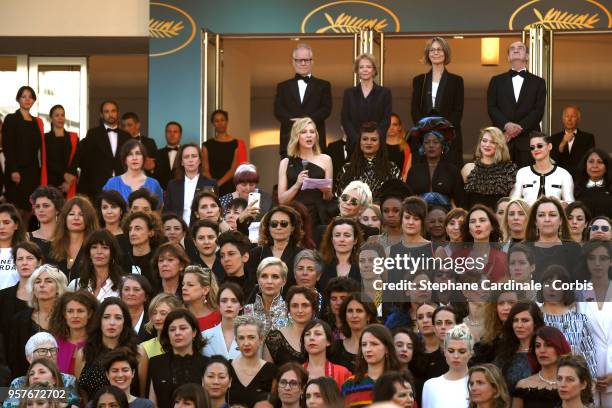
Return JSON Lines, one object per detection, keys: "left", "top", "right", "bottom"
{"left": 510, "top": 165, "right": 574, "bottom": 205}
{"left": 201, "top": 323, "right": 240, "bottom": 360}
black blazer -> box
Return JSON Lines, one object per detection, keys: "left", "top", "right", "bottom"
{"left": 407, "top": 161, "right": 465, "bottom": 208}
{"left": 487, "top": 70, "right": 546, "bottom": 151}
{"left": 411, "top": 69, "right": 464, "bottom": 144}
{"left": 154, "top": 146, "right": 180, "bottom": 189}
{"left": 341, "top": 83, "right": 392, "bottom": 156}
{"left": 550, "top": 129, "right": 595, "bottom": 178}
{"left": 165, "top": 174, "right": 218, "bottom": 218}
{"left": 71, "top": 125, "right": 130, "bottom": 199}
{"left": 274, "top": 75, "right": 332, "bottom": 156}
{"left": 325, "top": 139, "right": 348, "bottom": 181}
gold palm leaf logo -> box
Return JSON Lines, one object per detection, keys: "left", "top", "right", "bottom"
{"left": 316, "top": 12, "right": 388, "bottom": 33}
{"left": 525, "top": 8, "right": 599, "bottom": 29}
{"left": 149, "top": 18, "right": 184, "bottom": 38}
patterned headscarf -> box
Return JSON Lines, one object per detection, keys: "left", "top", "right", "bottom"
{"left": 408, "top": 116, "right": 455, "bottom": 156}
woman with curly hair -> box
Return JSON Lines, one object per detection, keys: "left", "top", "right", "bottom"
{"left": 247, "top": 205, "right": 304, "bottom": 291}
{"left": 318, "top": 217, "right": 363, "bottom": 291}
{"left": 29, "top": 186, "right": 65, "bottom": 252}
{"left": 50, "top": 196, "right": 100, "bottom": 281}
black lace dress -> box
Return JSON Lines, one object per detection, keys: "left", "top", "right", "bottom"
{"left": 464, "top": 159, "right": 517, "bottom": 210}
{"left": 513, "top": 386, "right": 561, "bottom": 408}
{"left": 286, "top": 157, "right": 327, "bottom": 225}
{"left": 265, "top": 329, "right": 305, "bottom": 366}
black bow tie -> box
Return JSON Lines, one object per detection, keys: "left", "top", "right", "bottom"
{"left": 168, "top": 146, "right": 179, "bottom": 151}
{"left": 510, "top": 70, "right": 527, "bottom": 78}
{"left": 295, "top": 74, "right": 311, "bottom": 83}
{"left": 106, "top": 127, "right": 118, "bottom": 133}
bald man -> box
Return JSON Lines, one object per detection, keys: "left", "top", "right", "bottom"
{"left": 550, "top": 105, "right": 595, "bottom": 178}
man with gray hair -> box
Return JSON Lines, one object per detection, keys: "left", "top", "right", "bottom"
{"left": 3, "top": 333, "right": 80, "bottom": 407}
{"left": 274, "top": 43, "right": 332, "bottom": 157}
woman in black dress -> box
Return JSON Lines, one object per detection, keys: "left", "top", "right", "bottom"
{"left": 1, "top": 86, "right": 43, "bottom": 216}
{"left": 318, "top": 217, "right": 363, "bottom": 291}
{"left": 29, "top": 186, "right": 64, "bottom": 256}
{"left": 75, "top": 297, "right": 148, "bottom": 402}
{"left": 341, "top": 53, "right": 392, "bottom": 158}
{"left": 148, "top": 309, "right": 208, "bottom": 408}
{"left": 407, "top": 117, "right": 464, "bottom": 208}
{"left": 44, "top": 105, "right": 79, "bottom": 196}
{"left": 461, "top": 127, "right": 517, "bottom": 210}
{"left": 336, "top": 121, "right": 401, "bottom": 200}
{"left": 386, "top": 113, "right": 411, "bottom": 181}
{"left": 278, "top": 117, "right": 333, "bottom": 226}
{"left": 411, "top": 37, "right": 464, "bottom": 167}
{"left": 574, "top": 147, "right": 612, "bottom": 218}
{"left": 229, "top": 315, "right": 277, "bottom": 408}
{"left": 202, "top": 110, "right": 246, "bottom": 196}
{"left": 121, "top": 211, "right": 163, "bottom": 284}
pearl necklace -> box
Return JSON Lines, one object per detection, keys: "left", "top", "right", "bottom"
{"left": 538, "top": 371, "right": 557, "bottom": 386}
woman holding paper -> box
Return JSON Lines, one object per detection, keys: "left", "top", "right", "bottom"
{"left": 278, "top": 117, "right": 333, "bottom": 226}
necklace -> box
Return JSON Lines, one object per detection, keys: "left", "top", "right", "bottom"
{"left": 538, "top": 371, "right": 557, "bottom": 385}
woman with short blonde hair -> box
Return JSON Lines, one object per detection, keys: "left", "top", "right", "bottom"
{"left": 278, "top": 117, "right": 333, "bottom": 226}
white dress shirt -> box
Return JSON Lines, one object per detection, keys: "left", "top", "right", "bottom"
{"left": 566, "top": 129, "right": 577, "bottom": 153}
{"left": 511, "top": 69, "right": 526, "bottom": 102}
{"left": 104, "top": 125, "right": 119, "bottom": 156}
{"left": 297, "top": 74, "right": 311, "bottom": 103}
{"left": 431, "top": 81, "right": 440, "bottom": 106}
{"left": 168, "top": 146, "right": 179, "bottom": 170}
{"left": 183, "top": 174, "right": 199, "bottom": 224}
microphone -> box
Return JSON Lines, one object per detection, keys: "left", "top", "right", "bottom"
{"left": 301, "top": 159, "right": 309, "bottom": 176}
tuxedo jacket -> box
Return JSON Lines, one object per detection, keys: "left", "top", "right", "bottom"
{"left": 487, "top": 70, "right": 546, "bottom": 150}
{"left": 165, "top": 174, "right": 218, "bottom": 217}
{"left": 274, "top": 75, "right": 332, "bottom": 156}
{"left": 341, "top": 83, "right": 392, "bottom": 155}
{"left": 411, "top": 69, "right": 464, "bottom": 147}
{"left": 154, "top": 146, "right": 180, "bottom": 189}
{"left": 71, "top": 125, "right": 130, "bottom": 199}
{"left": 325, "top": 139, "right": 349, "bottom": 181}
{"left": 550, "top": 129, "right": 595, "bottom": 178}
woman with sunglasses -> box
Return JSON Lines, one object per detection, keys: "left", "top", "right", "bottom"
{"left": 511, "top": 132, "right": 574, "bottom": 206}
{"left": 335, "top": 121, "right": 401, "bottom": 201}
{"left": 574, "top": 147, "right": 612, "bottom": 218}
{"left": 565, "top": 202, "right": 591, "bottom": 244}
{"left": 512, "top": 326, "right": 570, "bottom": 408}
{"left": 318, "top": 217, "right": 363, "bottom": 291}
{"left": 587, "top": 216, "right": 612, "bottom": 241}
{"left": 247, "top": 206, "right": 304, "bottom": 291}
{"left": 278, "top": 117, "right": 333, "bottom": 226}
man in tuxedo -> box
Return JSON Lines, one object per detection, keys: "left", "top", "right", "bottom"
{"left": 487, "top": 41, "right": 546, "bottom": 167}
{"left": 69, "top": 101, "right": 130, "bottom": 200}
{"left": 550, "top": 105, "right": 595, "bottom": 178}
{"left": 121, "top": 112, "right": 158, "bottom": 176}
{"left": 274, "top": 43, "right": 332, "bottom": 157}
{"left": 154, "top": 121, "right": 182, "bottom": 189}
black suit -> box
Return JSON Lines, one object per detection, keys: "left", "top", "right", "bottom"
{"left": 274, "top": 75, "right": 332, "bottom": 156}
{"left": 487, "top": 70, "right": 546, "bottom": 167}
{"left": 341, "top": 83, "right": 392, "bottom": 157}
{"left": 325, "top": 139, "right": 349, "bottom": 181}
{"left": 411, "top": 70, "right": 464, "bottom": 167}
{"left": 154, "top": 146, "right": 180, "bottom": 189}
{"left": 550, "top": 129, "right": 595, "bottom": 179}
{"left": 165, "top": 174, "right": 218, "bottom": 219}
{"left": 71, "top": 125, "right": 130, "bottom": 199}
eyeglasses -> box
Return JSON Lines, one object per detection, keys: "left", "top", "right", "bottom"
{"left": 340, "top": 194, "right": 359, "bottom": 206}
{"left": 278, "top": 379, "right": 301, "bottom": 389}
{"left": 270, "top": 220, "right": 290, "bottom": 229}
{"left": 33, "top": 347, "right": 58, "bottom": 357}
{"left": 429, "top": 48, "right": 444, "bottom": 54}
{"left": 293, "top": 58, "right": 312, "bottom": 64}
{"left": 529, "top": 143, "right": 546, "bottom": 151}
{"left": 591, "top": 224, "right": 610, "bottom": 232}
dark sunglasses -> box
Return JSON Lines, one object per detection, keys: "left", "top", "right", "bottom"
{"left": 341, "top": 194, "right": 359, "bottom": 206}
{"left": 270, "top": 220, "right": 290, "bottom": 229}
{"left": 529, "top": 143, "right": 546, "bottom": 151}
{"left": 591, "top": 224, "right": 610, "bottom": 232}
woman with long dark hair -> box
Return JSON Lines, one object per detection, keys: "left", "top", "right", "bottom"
{"left": 96, "top": 190, "right": 128, "bottom": 237}
{"left": 0, "top": 203, "right": 27, "bottom": 290}
{"left": 318, "top": 217, "right": 363, "bottom": 291}
{"left": 574, "top": 147, "right": 612, "bottom": 218}
{"left": 336, "top": 121, "right": 401, "bottom": 200}
{"left": 272, "top": 362, "right": 309, "bottom": 408}
{"left": 565, "top": 201, "right": 591, "bottom": 245}
{"left": 386, "top": 113, "right": 412, "bottom": 180}
{"left": 304, "top": 377, "right": 344, "bottom": 408}
{"left": 29, "top": 186, "right": 65, "bottom": 253}
{"left": 68, "top": 229, "right": 123, "bottom": 301}
{"left": 302, "top": 319, "right": 352, "bottom": 387}
{"left": 44, "top": 104, "right": 79, "bottom": 196}
{"left": 1, "top": 86, "right": 44, "bottom": 217}
{"left": 203, "top": 355, "right": 232, "bottom": 408}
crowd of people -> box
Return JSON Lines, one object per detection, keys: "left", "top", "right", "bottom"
{"left": 0, "top": 37, "right": 609, "bottom": 408}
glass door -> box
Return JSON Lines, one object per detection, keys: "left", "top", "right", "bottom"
{"left": 28, "top": 57, "right": 88, "bottom": 137}
{"left": 0, "top": 55, "right": 28, "bottom": 119}
{"left": 201, "top": 29, "right": 223, "bottom": 146}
